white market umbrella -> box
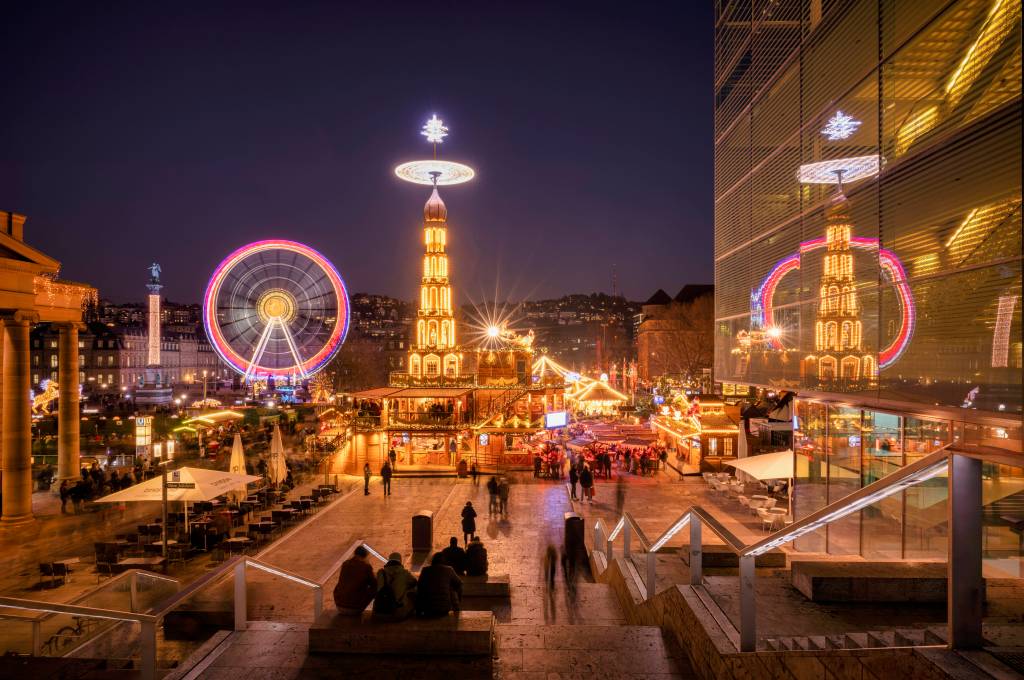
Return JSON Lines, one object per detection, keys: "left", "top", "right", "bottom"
{"left": 268, "top": 424, "right": 288, "bottom": 485}
{"left": 228, "top": 434, "right": 248, "bottom": 502}
{"left": 726, "top": 449, "right": 795, "bottom": 515}
{"left": 96, "top": 466, "right": 261, "bottom": 554}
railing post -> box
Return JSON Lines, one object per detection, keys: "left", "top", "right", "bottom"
{"left": 690, "top": 515, "right": 702, "bottom": 585}
{"left": 949, "top": 453, "right": 983, "bottom": 649}
{"left": 606, "top": 533, "right": 613, "bottom": 562}
{"left": 623, "top": 520, "right": 632, "bottom": 558}
{"left": 645, "top": 551, "right": 657, "bottom": 601}
{"left": 234, "top": 560, "right": 247, "bottom": 631}
{"left": 139, "top": 619, "right": 156, "bottom": 680}
{"left": 31, "top": 619, "right": 41, "bottom": 656}
{"left": 739, "top": 555, "right": 756, "bottom": 652}
{"left": 313, "top": 586, "right": 323, "bottom": 621}
{"left": 130, "top": 572, "right": 138, "bottom": 613}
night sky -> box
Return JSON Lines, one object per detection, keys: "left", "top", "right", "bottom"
{"left": 1, "top": 1, "right": 713, "bottom": 305}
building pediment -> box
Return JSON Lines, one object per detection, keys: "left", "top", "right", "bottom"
{"left": 0, "top": 232, "right": 60, "bottom": 273}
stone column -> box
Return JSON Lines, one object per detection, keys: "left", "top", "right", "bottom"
{"left": 2, "top": 313, "right": 35, "bottom": 523}
{"left": 57, "top": 323, "right": 81, "bottom": 483}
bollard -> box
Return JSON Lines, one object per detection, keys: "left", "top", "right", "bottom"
{"left": 564, "top": 512, "right": 584, "bottom": 561}
{"left": 412, "top": 510, "right": 434, "bottom": 554}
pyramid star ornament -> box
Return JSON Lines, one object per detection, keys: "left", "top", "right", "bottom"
{"left": 821, "top": 110, "right": 861, "bottom": 141}
{"left": 421, "top": 114, "right": 449, "bottom": 144}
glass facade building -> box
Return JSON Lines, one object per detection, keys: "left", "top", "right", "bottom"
{"left": 714, "top": 0, "right": 1022, "bottom": 567}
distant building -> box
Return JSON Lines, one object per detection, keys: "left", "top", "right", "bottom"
{"left": 30, "top": 322, "right": 228, "bottom": 394}
{"left": 636, "top": 285, "right": 714, "bottom": 384}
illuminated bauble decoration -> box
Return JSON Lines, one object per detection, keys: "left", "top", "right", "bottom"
{"left": 487, "top": 325, "right": 501, "bottom": 338}
{"left": 203, "top": 240, "right": 350, "bottom": 381}
{"left": 394, "top": 160, "right": 476, "bottom": 186}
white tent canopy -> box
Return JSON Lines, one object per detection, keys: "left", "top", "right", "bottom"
{"left": 95, "top": 466, "right": 262, "bottom": 504}
{"left": 725, "top": 449, "right": 794, "bottom": 480}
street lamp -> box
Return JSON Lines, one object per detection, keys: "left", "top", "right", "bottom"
{"left": 202, "top": 370, "right": 209, "bottom": 402}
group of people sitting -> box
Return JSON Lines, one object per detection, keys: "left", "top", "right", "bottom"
{"left": 333, "top": 536, "right": 488, "bottom": 620}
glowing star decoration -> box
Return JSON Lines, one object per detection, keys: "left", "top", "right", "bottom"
{"left": 821, "top": 110, "right": 862, "bottom": 141}
{"left": 421, "top": 115, "right": 449, "bottom": 145}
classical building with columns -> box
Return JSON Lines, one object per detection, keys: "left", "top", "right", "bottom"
{"left": 0, "top": 211, "right": 96, "bottom": 523}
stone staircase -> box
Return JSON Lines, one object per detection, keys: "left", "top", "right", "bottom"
{"left": 494, "top": 621, "right": 697, "bottom": 678}
{"left": 761, "top": 625, "right": 948, "bottom": 652}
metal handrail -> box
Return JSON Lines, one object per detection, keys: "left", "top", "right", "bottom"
{"left": 0, "top": 555, "right": 323, "bottom": 680}
{"left": 590, "top": 444, "right": 956, "bottom": 652}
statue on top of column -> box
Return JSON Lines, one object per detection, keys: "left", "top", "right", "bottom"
{"left": 148, "top": 262, "right": 161, "bottom": 284}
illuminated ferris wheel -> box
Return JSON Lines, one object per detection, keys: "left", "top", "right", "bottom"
{"left": 203, "top": 240, "right": 350, "bottom": 382}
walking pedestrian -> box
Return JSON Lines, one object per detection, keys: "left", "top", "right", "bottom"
{"left": 486, "top": 476, "right": 499, "bottom": 516}
{"left": 381, "top": 460, "right": 393, "bottom": 496}
{"left": 389, "top": 447, "right": 397, "bottom": 470}
{"left": 363, "top": 462, "right": 372, "bottom": 495}
{"left": 497, "top": 477, "right": 510, "bottom": 516}
{"left": 615, "top": 475, "right": 627, "bottom": 515}
{"left": 580, "top": 464, "right": 594, "bottom": 503}
{"left": 461, "top": 501, "right": 477, "bottom": 545}
{"left": 470, "top": 461, "right": 479, "bottom": 485}
{"left": 58, "top": 480, "right": 70, "bottom": 514}
{"left": 568, "top": 465, "right": 579, "bottom": 500}
{"left": 543, "top": 544, "right": 558, "bottom": 591}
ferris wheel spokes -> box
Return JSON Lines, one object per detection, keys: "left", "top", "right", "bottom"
{"left": 241, "top": 317, "right": 311, "bottom": 383}
{"left": 242, "top": 319, "right": 276, "bottom": 384}
{"left": 279, "top": 320, "right": 310, "bottom": 380}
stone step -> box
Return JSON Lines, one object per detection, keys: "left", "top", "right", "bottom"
{"left": 844, "top": 632, "right": 869, "bottom": 649}
{"left": 495, "top": 624, "right": 694, "bottom": 677}
{"left": 867, "top": 630, "right": 896, "bottom": 648}
{"left": 893, "top": 629, "right": 927, "bottom": 646}
{"left": 925, "top": 626, "right": 949, "bottom": 645}
{"left": 807, "top": 635, "right": 828, "bottom": 650}
{"left": 825, "top": 635, "right": 845, "bottom": 649}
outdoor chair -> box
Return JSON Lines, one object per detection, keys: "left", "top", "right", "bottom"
{"left": 51, "top": 562, "right": 71, "bottom": 584}
{"left": 167, "top": 543, "right": 188, "bottom": 567}
{"left": 762, "top": 497, "right": 778, "bottom": 511}
{"left": 38, "top": 563, "right": 56, "bottom": 588}
{"left": 738, "top": 495, "right": 750, "bottom": 511}
{"left": 756, "top": 507, "right": 773, "bottom": 532}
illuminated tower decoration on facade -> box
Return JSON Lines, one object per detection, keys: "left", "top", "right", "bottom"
{"left": 810, "top": 192, "right": 875, "bottom": 382}
{"left": 394, "top": 115, "right": 475, "bottom": 383}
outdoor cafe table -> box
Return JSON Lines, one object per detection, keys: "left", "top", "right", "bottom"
{"left": 189, "top": 520, "right": 214, "bottom": 551}
{"left": 223, "top": 536, "right": 252, "bottom": 554}
{"left": 272, "top": 509, "right": 298, "bottom": 524}
{"left": 114, "top": 556, "right": 167, "bottom": 574}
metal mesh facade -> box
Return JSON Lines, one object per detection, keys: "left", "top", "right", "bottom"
{"left": 714, "top": 0, "right": 1022, "bottom": 417}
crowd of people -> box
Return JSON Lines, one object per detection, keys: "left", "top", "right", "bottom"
{"left": 333, "top": 534, "right": 490, "bottom": 621}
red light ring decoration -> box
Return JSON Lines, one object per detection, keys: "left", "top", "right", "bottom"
{"left": 203, "top": 240, "right": 350, "bottom": 379}
{"left": 753, "top": 237, "right": 914, "bottom": 368}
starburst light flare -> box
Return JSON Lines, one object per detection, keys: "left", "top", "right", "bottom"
{"left": 821, "top": 110, "right": 862, "bottom": 140}
{"left": 421, "top": 114, "right": 449, "bottom": 144}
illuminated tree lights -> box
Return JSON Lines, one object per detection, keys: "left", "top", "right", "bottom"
{"left": 202, "top": 240, "right": 350, "bottom": 380}
{"left": 821, "top": 111, "right": 862, "bottom": 141}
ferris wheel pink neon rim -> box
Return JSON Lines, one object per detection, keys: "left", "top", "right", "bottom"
{"left": 752, "top": 237, "right": 915, "bottom": 369}
{"left": 203, "top": 239, "right": 350, "bottom": 378}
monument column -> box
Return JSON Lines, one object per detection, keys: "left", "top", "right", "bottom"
{"left": 57, "top": 322, "right": 81, "bottom": 482}
{"left": 2, "top": 312, "right": 36, "bottom": 523}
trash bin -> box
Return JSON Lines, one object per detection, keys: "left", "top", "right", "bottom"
{"left": 412, "top": 510, "right": 433, "bottom": 553}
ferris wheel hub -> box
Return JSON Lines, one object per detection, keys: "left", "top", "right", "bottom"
{"left": 257, "top": 289, "right": 297, "bottom": 323}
